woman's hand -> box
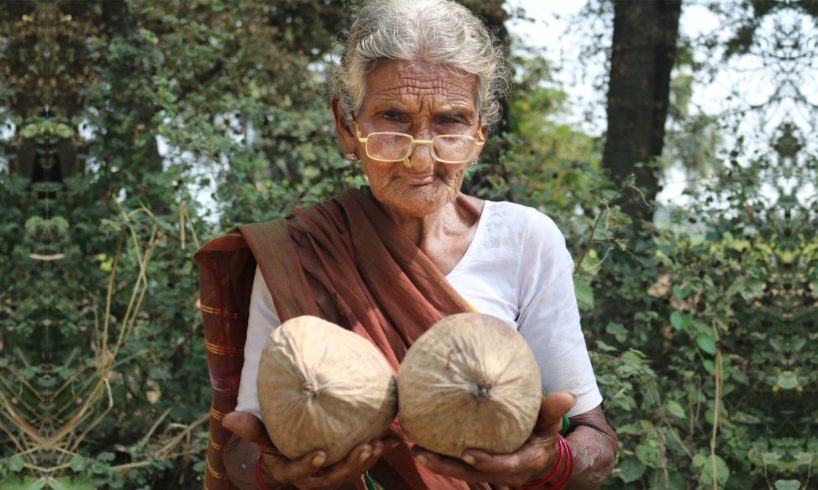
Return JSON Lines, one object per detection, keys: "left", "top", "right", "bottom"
{"left": 410, "top": 392, "right": 576, "bottom": 489}
{"left": 223, "top": 411, "right": 398, "bottom": 489}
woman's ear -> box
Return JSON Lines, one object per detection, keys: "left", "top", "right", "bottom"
{"left": 479, "top": 115, "right": 491, "bottom": 140}
{"left": 332, "top": 97, "right": 356, "bottom": 155}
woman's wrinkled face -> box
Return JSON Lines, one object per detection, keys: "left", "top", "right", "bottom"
{"left": 340, "top": 60, "right": 482, "bottom": 218}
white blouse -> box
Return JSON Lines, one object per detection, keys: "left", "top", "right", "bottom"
{"left": 236, "top": 200, "right": 603, "bottom": 419}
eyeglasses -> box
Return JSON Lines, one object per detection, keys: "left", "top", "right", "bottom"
{"left": 354, "top": 123, "right": 484, "bottom": 165}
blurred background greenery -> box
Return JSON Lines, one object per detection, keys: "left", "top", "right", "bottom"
{"left": 0, "top": 0, "right": 815, "bottom": 488}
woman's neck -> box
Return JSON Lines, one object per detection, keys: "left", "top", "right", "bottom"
{"left": 381, "top": 195, "right": 480, "bottom": 245}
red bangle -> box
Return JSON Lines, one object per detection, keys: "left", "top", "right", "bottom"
{"left": 520, "top": 435, "right": 573, "bottom": 490}
{"left": 256, "top": 452, "right": 270, "bottom": 490}
{"left": 549, "top": 437, "right": 574, "bottom": 490}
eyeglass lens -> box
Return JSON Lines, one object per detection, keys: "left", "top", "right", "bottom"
{"left": 435, "top": 135, "right": 475, "bottom": 162}
{"left": 366, "top": 133, "right": 411, "bottom": 161}
{"left": 366, "top": 133, "right": 476, "bottom": 163}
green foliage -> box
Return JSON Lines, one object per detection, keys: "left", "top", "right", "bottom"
{"left": 1, "top": 1, "right": 365, "bottom": 487}
{"left": 556, "top": 131, "right": 817, "bottom": 488}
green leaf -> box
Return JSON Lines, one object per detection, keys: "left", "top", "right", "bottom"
{"left": 689, "top": 234, "right": 705, "bottom": 246}
{"left": 55, "top": 123, "right": 74, "bottom": 138}
{"left": 8, "top": 454, "right": 25, "bottom": 472}
{"left": 670, "top": 311, "right": 692, "bottom": 330}
{"left": 774, "top": 481, "right": 802, "bottom": 490}
{"left": 672, "top": 284, "right": 690, "bottom": 300}
{"left": 697, "top": 335, "right": 717, "bottom": 355}
{"left": 21, "top": 124, "right": 39, "bottom": 138}
{"left": 48, "top": 480, "right": 68, "bottom": 490}
{"left": 702, "top": 454, "right": 730, "bottom": 486}
{"left": 69, "top": 455, "right": 86, "bottom": 472}
{"left": 617, "top": 457, "right": 646, "bottom": 483}
{"left": 730, "top": 239, "right": 750, "bottom": 251}
{"left": 575, "top": 281, "right": 594, "bottom": 310}
{"left": 616, "top": 423, "right": 643, "bottom": 435}
{"left": 96, "top": 451, "right": 115, "bottom": 463}
{"left": 606, "top": 322, "right": 627, "bottom": 342}
{"left": 635, "top": 443, "right": 660, "bottom": 467}
{"left": 747, "top": 279, "right": 764, "bottom": 293}
{"left": 0, "top": 477, "right": 47, "bottom": 490}
{"left": 776, "top": 371, "right": 798, "bottom": 390}
{"left": 698, "top": 453, "right": 730, "bottom": 486}
{"left": 56, "top": 476, "right": 95, "bottom": 490}
{"left": 665, "top": 400, "right": 686, "bottom": 419}
{"left": 26, "top": 480, "right": 46, "bottom": 490}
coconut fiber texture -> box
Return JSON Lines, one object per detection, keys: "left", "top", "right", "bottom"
{"left": 398, "top": 312, "right": 542, "bottom": 458}
{"left": 194, "top": 187, "right": 496, "bottom": 490}
{"left": 258, "top": 316, "right": 398, "bottom": 465}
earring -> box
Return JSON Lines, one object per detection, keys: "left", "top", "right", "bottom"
{"left": 345, "top": 153, "right": 358, "bottom": 161}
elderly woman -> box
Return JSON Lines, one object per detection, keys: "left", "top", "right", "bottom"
{"left": 195, "top": 0, "right": 617, "bottom": 489}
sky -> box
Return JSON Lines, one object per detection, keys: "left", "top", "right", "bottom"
{"left": 506, "top": 0, "right": 690, "bottom": 205}
{"left": 506, "top": 0, "right": 817, "bottom": 208}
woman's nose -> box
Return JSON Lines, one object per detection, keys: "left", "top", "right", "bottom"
{"left": 405, "top": 140, "right": 435, "bottom": 171}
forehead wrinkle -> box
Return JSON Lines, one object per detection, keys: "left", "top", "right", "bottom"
{"left": 371, "top": 86, "right": 473, "bottom": 104}
{"left": 362, "top": 60, "right": 478, "bottom": 114}
{"left": 370, "top": 77, "right": 474, "bottom": 96}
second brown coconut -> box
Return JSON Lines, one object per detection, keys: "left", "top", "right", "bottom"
{"left": 397, "top": 312, "right": 543, "bottom": 457}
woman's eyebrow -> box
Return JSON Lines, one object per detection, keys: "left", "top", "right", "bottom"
{"left": 434, "top": 109, "right": 474, "bottom": 119}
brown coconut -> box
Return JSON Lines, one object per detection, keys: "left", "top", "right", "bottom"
{"left": 258, "top": 316, "right": 397, "bottom": 465}
{"left": 397, "top": 312, "right": 542, "bottom": 457}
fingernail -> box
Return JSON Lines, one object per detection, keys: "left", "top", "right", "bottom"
{"left": 415, "top": 454, "right": 428, "bottom": 466}
{"left": 312, "top": 453, "right": 325, "bottom": 466}
{"left": 390, "top": 441, "right": 401, "bottom": 449}
{"left": 462, "top": 454, "right": 475, "bottom": 465}
{"left": 359, "top": 449, "right": 372, "bottom": 462}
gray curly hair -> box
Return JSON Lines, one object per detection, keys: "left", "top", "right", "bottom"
{"left": 332, "top": 0, "right": 509, "bottom": 126}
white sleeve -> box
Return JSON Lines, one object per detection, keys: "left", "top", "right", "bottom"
{"left": 235, "top": 266, "right": 281, "bottom": 420}
{"left": 516, "top": 210, "right": 603, "bottom": 417}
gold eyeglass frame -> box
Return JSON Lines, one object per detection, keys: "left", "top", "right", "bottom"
{"left": 353, "top": 122, "right": 485, "bottom": 166}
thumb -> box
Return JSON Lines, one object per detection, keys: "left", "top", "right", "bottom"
{"left": 223, "top": 411, "right": 277, "bottom": 453}
{"left": 535, "top": 392, "right": 576, "bottom": 433}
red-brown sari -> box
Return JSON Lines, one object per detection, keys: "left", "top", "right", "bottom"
{"left": 194, "top": 188, "right": 489, "bottom": 490}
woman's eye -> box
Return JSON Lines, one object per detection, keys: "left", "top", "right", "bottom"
{"left": 382, "top": 111, "right": 403, "bottom": 121}
{"left": 438, "top": 115, "right": 466, "bottom": 125}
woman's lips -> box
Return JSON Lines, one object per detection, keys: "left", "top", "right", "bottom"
{"left": 402, "top": 175, "right": 435, "bottom": 185}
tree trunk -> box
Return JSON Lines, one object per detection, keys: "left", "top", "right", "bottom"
{"left": 603, "top": 0, "right": 682, "bottom": 223}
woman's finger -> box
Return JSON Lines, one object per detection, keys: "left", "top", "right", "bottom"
{"left": 268, "top": 449, "right": 327, "bottom": 484}
{"left": 316, "top": 441, "right": 378, "bottom": 484}
{"left": 535, "top": 392, "right": 576, "bottom": 433}
{"left": 412, "top": 446, "right": 495, "bottom": 483}
{"left": 459, "top": 443, "right": 553, "bottom": 475}
{"left": 289, "top": 441, "right": 380, "bottom": 488}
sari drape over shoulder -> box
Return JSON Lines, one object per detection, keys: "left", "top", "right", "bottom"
{"left": 194, "top": 188, "right": 486, "bottom": 490}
